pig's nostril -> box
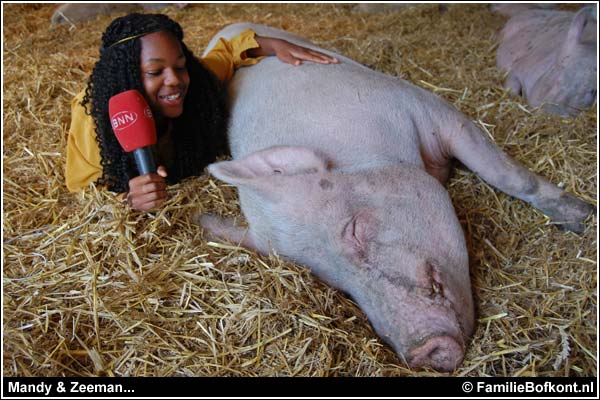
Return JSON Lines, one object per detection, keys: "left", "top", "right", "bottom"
{"left": 408, "top": 335, "right": 464, "bottom": 372}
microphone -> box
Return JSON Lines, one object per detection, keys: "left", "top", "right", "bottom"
{"left": 108, "top": 89, "right": 157, "bottom": 176}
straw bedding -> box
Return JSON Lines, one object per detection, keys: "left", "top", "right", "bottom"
{"left": 3, "top": 3, "right": 596, "bottom": 377}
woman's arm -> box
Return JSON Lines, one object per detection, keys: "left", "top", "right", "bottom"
{"left": 201, "top": 29, "right": 338, "bottom": 82}
{"left": 249, "top": 35, "right": 339, "bottom": 66}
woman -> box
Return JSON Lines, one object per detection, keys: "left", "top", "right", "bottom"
{"left": 66, "top": 13, "right": 338, "bottom": 211}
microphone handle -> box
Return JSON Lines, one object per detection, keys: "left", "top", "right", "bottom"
{"left": 133, "top": 147, "right": 157, "bottom": 176}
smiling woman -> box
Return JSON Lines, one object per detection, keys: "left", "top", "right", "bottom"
{"left": 65, "top": 12, "right": 338, "bottom": 211}
{"left": 139, "top": 31, "right": 190, "bottom": 120}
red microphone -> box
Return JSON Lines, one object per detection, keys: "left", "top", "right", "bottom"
{"left": 108, "top": 89, "right": 157, "bottom": 175}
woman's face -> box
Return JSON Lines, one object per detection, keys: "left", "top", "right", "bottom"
{"left": 139, "top": 31, "right": 190, "bottom": 120}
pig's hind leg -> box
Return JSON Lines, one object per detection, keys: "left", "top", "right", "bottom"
{"left": 443, "top": 118, "right": 594, "bottom": 233}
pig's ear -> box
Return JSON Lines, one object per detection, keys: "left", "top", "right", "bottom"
{"left": 567, "top": 7, "right": 594, "bottom": 46}
{"left": 208, "top": 145, "right": 329, "bottom": 186}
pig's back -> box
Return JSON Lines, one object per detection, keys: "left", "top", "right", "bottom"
{"left": 497, "top": 10, "right": 574, "bottom": 70}
{"left": 227, "top": 55, "right": 431, "bottom": 172}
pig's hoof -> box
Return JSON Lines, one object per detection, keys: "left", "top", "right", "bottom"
{"left": 558, "top": 220, "right": 591, "bottom": 235}
{"left": 409, "top": 335, "right": 464, "bottom": 372}
{"left": 554, "top": 195, "right": 595, "bottom": 235}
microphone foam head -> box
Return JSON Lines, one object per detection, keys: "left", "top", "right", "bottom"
{"left": 108, "top": 89, "right": 157, "bottom": 152}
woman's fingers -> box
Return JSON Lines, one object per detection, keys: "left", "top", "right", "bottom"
{"left": 129, "top": 189, "right": 168, "bottom": 211}
{"left": 304, "top": 49, "right": 339, "bottom": 64}
{"left": 156, "top": 165, "right": 168, "bottom": 178}
{"left": 290, "top": 47, "right": 339, "bottom": 65}
{"left": 272, "top": 39, "right": 339, "bottom": 66}
{"left": 127, "top": 169, "right": 168, "bottom": 211}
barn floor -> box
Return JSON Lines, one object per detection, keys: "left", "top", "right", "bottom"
{"left": 3, "top": 3, "right": 597, "bottom": 378}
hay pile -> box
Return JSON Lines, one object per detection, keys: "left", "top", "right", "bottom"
{"left": 3, "top": 3, "right": 596, "bottom": 377}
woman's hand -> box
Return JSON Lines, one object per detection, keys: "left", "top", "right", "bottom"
{"left": 126, "top": 165, "right": 168, "bottom": 211}
{"left": 251, "top": 36, "right": 339, "bottom": 66}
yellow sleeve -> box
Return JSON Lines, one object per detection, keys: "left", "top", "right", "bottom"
{"left": 200, "top": 29, "right": 265, "bottom": 82}
{"left": 65, "top": 90, "right": 103, "bottom": 193}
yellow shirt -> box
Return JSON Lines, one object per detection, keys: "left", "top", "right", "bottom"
{"left": 65, "top": 29, "right": 262, "bottom": 193}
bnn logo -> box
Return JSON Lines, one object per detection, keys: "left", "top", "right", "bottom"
{"left": 111, "top": 111, "right": 138, "bottom": 131}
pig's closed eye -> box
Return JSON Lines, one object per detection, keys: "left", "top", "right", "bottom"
{"left": 341, "top": 211, "right": 377, "bottom": 261}
{"left": 343, "top": 217, "right": 361, "bottom": 248}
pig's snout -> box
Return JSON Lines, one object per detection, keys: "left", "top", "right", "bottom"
{"left": 408, "top": 334, "right": 464, "bottom": 372}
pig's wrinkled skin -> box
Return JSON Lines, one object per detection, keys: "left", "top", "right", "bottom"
{"left": 51, "top": 3, "right": 187, "bottom": 25}
{"left": 194, "top": 23, "right": 594, "bottom": 372}
{"left": 495, "top": 6, "right": 597, "bottom": 116}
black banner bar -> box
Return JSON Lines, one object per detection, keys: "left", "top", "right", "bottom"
{"left": 2, "top": 377, "right": 597, "bottom": 398}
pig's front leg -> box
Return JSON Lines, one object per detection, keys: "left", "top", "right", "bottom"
{"left": 194, "top": 213, "right": 268, "bottom": 254}
{"left": 446, "top": 120, "right": 594, "bottom": 233}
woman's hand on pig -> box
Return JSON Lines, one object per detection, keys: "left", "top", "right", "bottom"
{"left": 252, "top": 36, "right": 339, "bottom": 66}
{"left": 126, "top": 165, "right": 168, "bottom": 211}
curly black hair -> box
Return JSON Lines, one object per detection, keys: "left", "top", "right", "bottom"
{"left": 82, "top": 13, "right": 229, "bottom": 193}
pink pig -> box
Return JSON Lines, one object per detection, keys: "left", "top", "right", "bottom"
{"left": 495, "top": 5, "right": 597, "bottom": 116}
{"left": 194, "top": 23, "right": 593, "bottom": 372}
